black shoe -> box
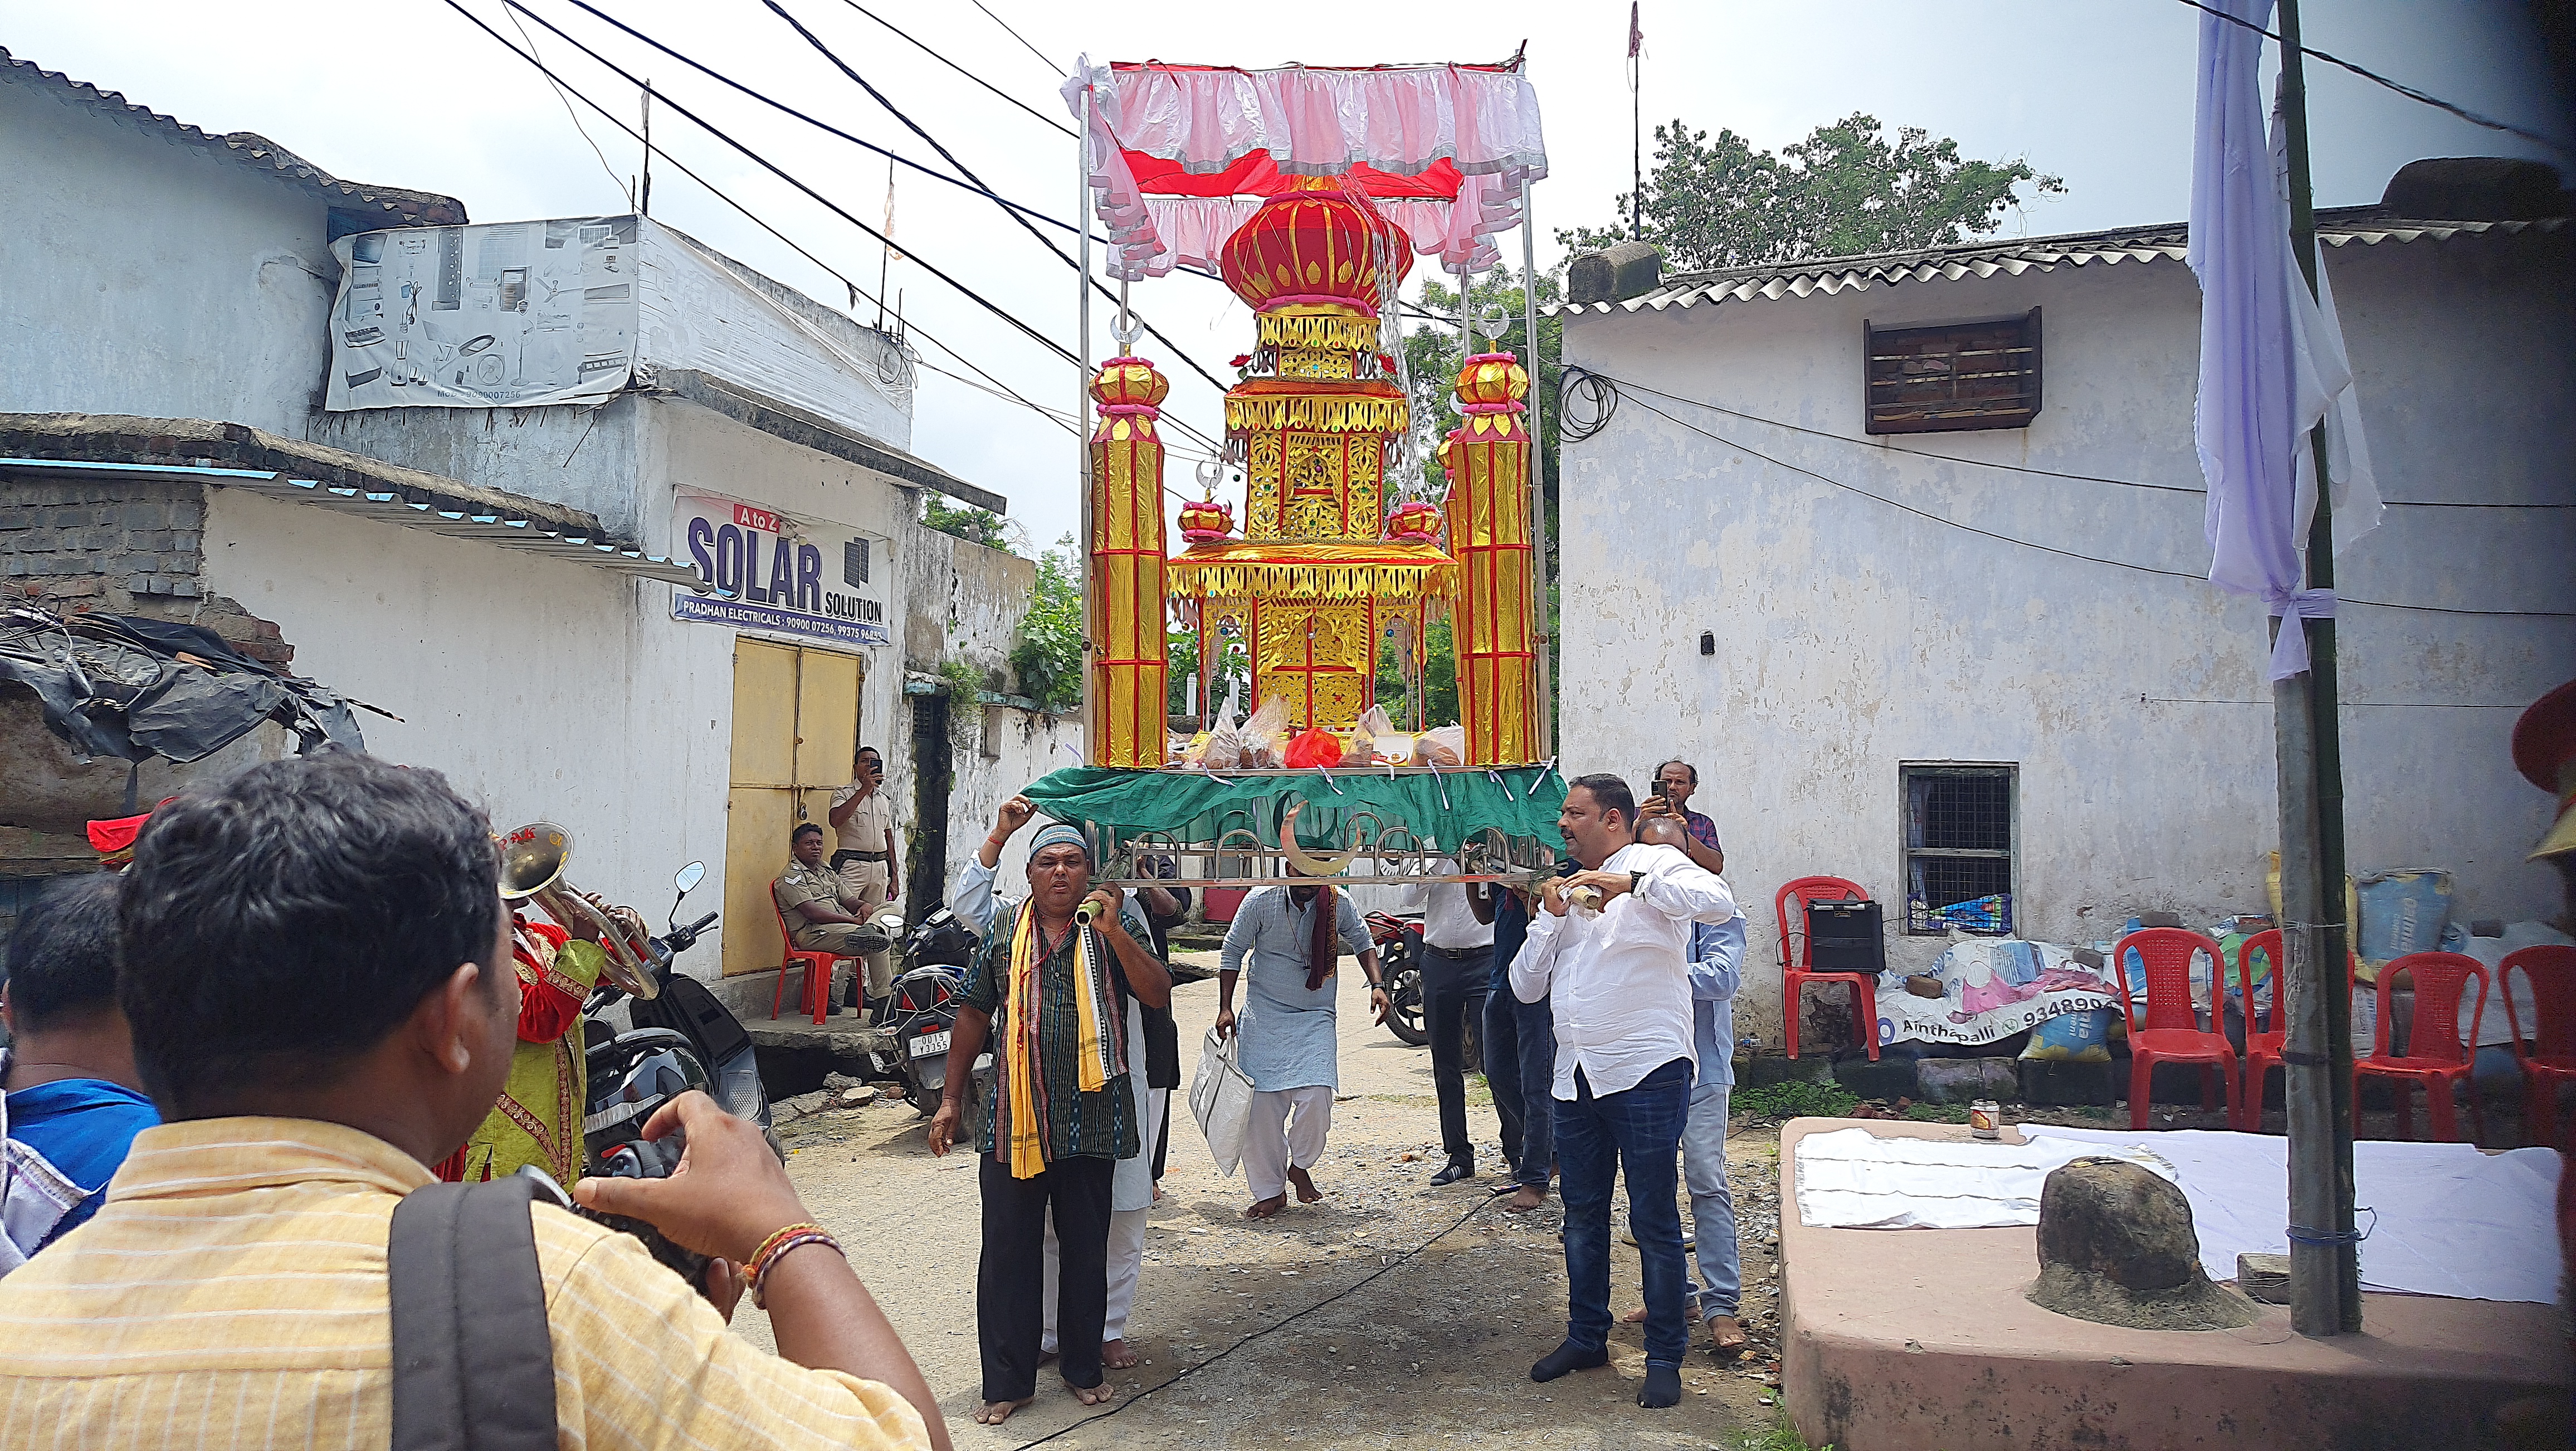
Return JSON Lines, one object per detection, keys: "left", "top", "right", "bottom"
{"left": 1637, "top": 1364, "right": 1682, "bottom": 1409}
{"left": 1531, "top": 1341, "right": 1608, "bottom": 1382}
{"left": 1430, "top": 1157, "right": 1475, "bottom": 1186}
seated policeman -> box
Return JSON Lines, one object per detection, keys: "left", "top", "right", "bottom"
{"left": 776, "top": 822, "right": 896, "bottom": 965}
{"left": 0, "top": 751, "right": 948, "bottom": 1451}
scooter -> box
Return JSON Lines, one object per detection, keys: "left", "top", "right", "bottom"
{"left": 1368, "top": 909, "right": 1427, "bottom": 1045}
{"left": 581, "top": 861, "right": 780, "bottom": 1165}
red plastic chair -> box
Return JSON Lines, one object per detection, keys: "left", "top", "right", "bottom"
{"left": 2233, "top": 932, "right": 2360, "bottom": 1133}
{"left": 1776, "top": 875, "right": 1878, "bottom": 1062}
{"left": 770, "top": 893, "right": 840, "bottom": 1025}
{"left": 2231, "top": 929, "right": 2284, "bottom": 1132}
{"left": 2114, "top": 927, "right": 2237, "bottom": 1131}
{"left": 2354, "top": 951, "right": 2489, "bottom": 1144}
{"left": 2500, "top": 944, "right": 2576, "bottom": 1150}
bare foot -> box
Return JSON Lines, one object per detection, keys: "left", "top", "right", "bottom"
{"left": 1620, "top": 1305, "right": 1650, "bottom": 1325}
{"left": 1707, "top": 1314, "right": 1748, "bottom": 1357}
{"left": 1287, "top": 1166, "right": 1324, "bottom": 1204}
{"left": 1101, "top": 1338, "right": 1140, "bottom": 1370}
{"left": 973, "top": 1397, "right": 1034, "bottom": 1425}
{"left": 1502, "top": 1185, "right": 1546, "bottom": 1213}
{"left": 1066, "top": 1379, "right": 1115, "bottom": 1406}
{"left": 1246, "top": 1194, "right": 1287, "bottom": 1219}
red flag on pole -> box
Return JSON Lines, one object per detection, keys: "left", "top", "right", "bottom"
{"left": 1628, "top": 2, "right": 1643, "bottom": 58}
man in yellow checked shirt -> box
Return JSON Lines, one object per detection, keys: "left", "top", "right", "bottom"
{"left": 927, "top": 821, "right": 1172, "bottom": 1428}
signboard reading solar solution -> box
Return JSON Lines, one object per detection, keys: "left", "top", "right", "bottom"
{"left": 670, "top": 492, "right": 889, "bottom": 647}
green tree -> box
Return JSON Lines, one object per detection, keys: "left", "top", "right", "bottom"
{"left": 1373, "top": 616, "right": 1459, "bottom": 732}
{"left": 1167, "top": 624, "right": 1251, "bottom": 718}
{"left": 1008, "top": 535, "right": 1082, "bottom": 714}
{"left": 923, "top": 496, "right": 1008, "bottom": 548}
{"left": 1561, "top": 113, "right": 2062, "bottom": 271}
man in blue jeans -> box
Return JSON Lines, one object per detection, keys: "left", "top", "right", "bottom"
{"left": 1482, "top": 885, "right": 1556, "bottom": 1211}
{"left": 1621, "top": 910, "right": 1748, "bottom": 1354}
{"left": 1511, "top": 775, "right": 1738, "bottom": 1410}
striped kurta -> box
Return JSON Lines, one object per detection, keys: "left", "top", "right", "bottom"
{"left": 0, "top": 1117, "right": 931, "bottom": 1451}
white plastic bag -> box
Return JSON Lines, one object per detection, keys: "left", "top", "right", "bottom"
{"left": 1189, "top": 1025, "right": 1257, "bottom": 1177}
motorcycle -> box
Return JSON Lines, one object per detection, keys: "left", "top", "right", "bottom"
{"left": 875, "top": 905, "right": 977, "bottom": 1114}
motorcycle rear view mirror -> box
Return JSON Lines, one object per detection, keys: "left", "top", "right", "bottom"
{"left": 671, "top": 860, "right": 706, "bottom": 928}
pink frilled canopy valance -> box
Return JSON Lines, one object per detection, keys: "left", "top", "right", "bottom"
{"left": 1061, "top": 59, "right": 1549, "bottom": 281}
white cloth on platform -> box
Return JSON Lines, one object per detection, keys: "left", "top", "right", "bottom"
{"left": 1241, "top": 1086, "right": 1333, "bottom": 1201}
{"left": 1793, "top": 1128, "right": 2181, "bottom": 1230}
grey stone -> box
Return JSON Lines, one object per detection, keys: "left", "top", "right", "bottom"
{"left": 1916, "top": 1056, "right": 2020, "bottom": 1104}
{"left": 2027, "top": 1157, "right": 2255, "bottom": 1330}
{"left": 2237, "top": 1252, "right": 2292, "bottom": 1303}
{"left": 121, "top": 502, "right": 169, "bottom": 529}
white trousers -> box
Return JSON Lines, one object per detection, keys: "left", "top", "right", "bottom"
{"left": 1042, "top": 1206, "right": 1147, "bottom": 1350}
{"left": 1241, "top": 1086, "right": 1333, "bottom": 1200}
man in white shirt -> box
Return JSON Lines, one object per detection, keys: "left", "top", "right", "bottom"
{"left": 1412, "top": 856, "right": 1496, "bottom": 1185}
{"left": 828, "top": 746, "right": 900, "bottom": 1010}
{"left": 1510, "top": 773, "right": 1737, "bottom": 1412}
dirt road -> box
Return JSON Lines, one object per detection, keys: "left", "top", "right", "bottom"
{"left": 735, "top": 952, "right": 1789, "bottom": 1449}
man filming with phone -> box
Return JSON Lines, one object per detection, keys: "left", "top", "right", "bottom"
{"left": 829, "top": 745, "right": 901, "bottom": 1012}
{"left": 1639, "top": 760, "right": 1723, "bottom": 876}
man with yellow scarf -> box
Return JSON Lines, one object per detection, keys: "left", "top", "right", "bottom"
{"left": 926, "top": 822, "right": 1171, "bottom": 1428}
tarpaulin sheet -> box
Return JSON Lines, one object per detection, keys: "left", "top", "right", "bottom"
{"left": 1019, "top": 765, "right": 1563, "bottom": 858}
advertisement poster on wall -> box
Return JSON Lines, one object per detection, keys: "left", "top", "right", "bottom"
{"left": 670, "top": 491, "right": 890, "bottom": 648}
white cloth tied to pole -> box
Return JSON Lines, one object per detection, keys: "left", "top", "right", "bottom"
{"left": 1793, "top": 1128, "right": 2179, "bottom": 1230}
{"left": 1062, "top": 59, "right": 1548, "bottom": 279}
{"left": 2188, "top": 0, "right": 2382, "bottom": 681}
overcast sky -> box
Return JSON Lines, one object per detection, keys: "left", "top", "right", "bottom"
{"left": 6, "top": 1, "right": 2565, "bottom": 552}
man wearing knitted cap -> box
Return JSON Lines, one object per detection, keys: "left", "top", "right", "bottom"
{"left": 1217, "top": 869, "right": 1391, "bottom": 1219}
{"left": 928, "top": 818, "right": 1170, "bottom": 1426}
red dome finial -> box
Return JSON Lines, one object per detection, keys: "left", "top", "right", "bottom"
{"left": 1218, "top": 188, "right": 1412, "bottom": 318}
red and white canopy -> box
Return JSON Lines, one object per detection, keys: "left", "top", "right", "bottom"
{"left": 1062, "top": 60, "right": 1548, "bottom": 280}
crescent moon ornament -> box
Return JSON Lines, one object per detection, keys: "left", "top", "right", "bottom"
{"left": 1279, "top": 797, "right": 1363, "bottom": 877}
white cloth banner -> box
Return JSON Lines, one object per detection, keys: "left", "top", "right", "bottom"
{"left": 1794, "top": 1128, "right": 2179, "bottom": 1230}
{"left": 2024, "top": 1126, "right": 2559, "bottom": 1303}
{"left": 2188, "top": 0, "right": 2381, "bottom": 681}
{"left": 1063, "top": 59, "right": 1546, "bottom": 279}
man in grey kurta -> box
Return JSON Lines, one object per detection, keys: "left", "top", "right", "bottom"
{"left": 1215, "top": 881, "right": 1388, "bottom": 1218}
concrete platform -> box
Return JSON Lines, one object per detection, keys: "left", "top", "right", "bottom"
{"left": 744, "top": 1013, "right": 896, "bottom": 1056}
{"left": 1779, "top": 1117, "right": 2569, "bottom": 1450}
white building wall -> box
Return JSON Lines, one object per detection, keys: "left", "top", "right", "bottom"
{"left": 1557, "top": 231, "right": 2576, "bottom": 1045}
{"left": 0, "top": 76, "right": 335, "bottom": 435}
{"left": 199, "top": 488, "right": 738, "bottom": 973}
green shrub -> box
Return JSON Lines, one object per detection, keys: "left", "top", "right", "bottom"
{"left": 1732, "top": 1080, "right": 1858, "bottom": 1121}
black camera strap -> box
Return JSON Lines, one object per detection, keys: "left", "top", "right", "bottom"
{"left": 387, "top": 1175, "right": 558, "bottom": 1451}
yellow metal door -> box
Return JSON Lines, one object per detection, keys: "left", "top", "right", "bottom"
{"left": 722, "top": 639, "right": 865, "bottom": 978}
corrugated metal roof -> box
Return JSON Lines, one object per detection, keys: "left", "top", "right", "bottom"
{"left": 0, "top": 415, "right": 706, "bottom": 590}
{"left": 1555, "top": 207, "right": 2566, "bottom": 316}
{"left": 1, "top": 47, "right": 466, "bottom": 227}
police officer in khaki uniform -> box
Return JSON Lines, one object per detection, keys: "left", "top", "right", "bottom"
{"left": 828, "top": 745, "right": 901, "bottom": 1007}
{"left": 774, "top": 824, "right": 893, "bottom": 977}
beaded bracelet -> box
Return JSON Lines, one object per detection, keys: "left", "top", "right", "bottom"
{"left": 746, "top": 1223, "right": 845, "bottom": 1309}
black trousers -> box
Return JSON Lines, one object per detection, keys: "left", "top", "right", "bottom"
{"left": 976, "top": 1154, "right": 1114, "bottom": 1401}
{"left": 1419, "top": 943, "right": 1492, "bottom": 1163}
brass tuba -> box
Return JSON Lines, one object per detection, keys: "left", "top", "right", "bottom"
{"left": 498, "top": 822, "right": 658, "bottom": 1000}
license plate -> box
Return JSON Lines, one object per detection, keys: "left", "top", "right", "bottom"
{"left": 909, "top": 1030, "right": 951, "bottom": 1058}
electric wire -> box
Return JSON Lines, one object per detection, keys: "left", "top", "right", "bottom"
{"left": 1008, "top": 1195, "right": 1499, "bottom": 1450}
{"left": 1559, "top": 367, "right": 2575, "bottom": 619}
{"left": 548, "top": 0, "right": 1089, "bottom": 239}
{"left": 971, "top": 0, "right": 1065, "bottom": 77}
{"left": 447, "top": 0, "right": 1084, "bottom": 441}
{"left": 1583, "top": 369, "right": 2573, "bottom": 510}
{"left": 504, "top": 4, "right": 633, "bottom": 209}
{"left": 757, "top": 0, "right": 1238, "bottom": 407}
{"left": 833, "top": 0, "right": 1077, "bottom": 139}
{"left": 473, "top": 1, "right": 1078, "bottom": 368}
{"left": 2173, "top": 0, "right": 2574, "bottom": 152}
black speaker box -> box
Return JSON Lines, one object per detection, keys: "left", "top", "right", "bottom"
{"left": 1806, "top": 898, "right": 1885, "bottom": 975}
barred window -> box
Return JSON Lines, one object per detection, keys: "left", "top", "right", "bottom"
{"left": 1902, "top": 764, "right": 2017, "bottom": 935}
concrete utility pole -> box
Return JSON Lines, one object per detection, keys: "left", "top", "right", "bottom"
{"left": 2272, "top": 0, "right": 2364, "bottom": 1337}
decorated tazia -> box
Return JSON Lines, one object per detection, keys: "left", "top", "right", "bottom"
{"left": 1442, "top": 351, "right": 1538, "bottom": 766}
{"left": 1178, "top": 498, "right": 1236, "bottom": 543}
{"left": 1384, "top": 500, "right": 1443, "bottom": 544}
{"left": 1087, "top": 356, "right": 1171, "bottom": 769}
{"left": 1164, "top": 182, "right": 1456, "bottom": 740}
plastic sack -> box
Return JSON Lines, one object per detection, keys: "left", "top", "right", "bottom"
{"left": 1179, "top": 731, "right": 1213, "bottom": 767}
{"left": 1343, "top": 706, "right": 1393, "bottom": 766}
{"left": 1413, "top": 724, "right": 1464, "bottom": 767}
{"left": 2355, "top": 869, "right": 2454, "bottom": 967}
{"left": 1238, "top": 695, "right": 1292, "bottom": 768}
{"left": 2021, "top": 1008, "right": 2114, "bottom": 1063}
{"left": 1200, "top": 723, "right": 1243, "bottom": 771}
{"left": 1285, "top": 727, "right": 1343, "bottom": 768}
{"left": 1189, "top": 1026, "right": 1257, "bottom": 1177}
